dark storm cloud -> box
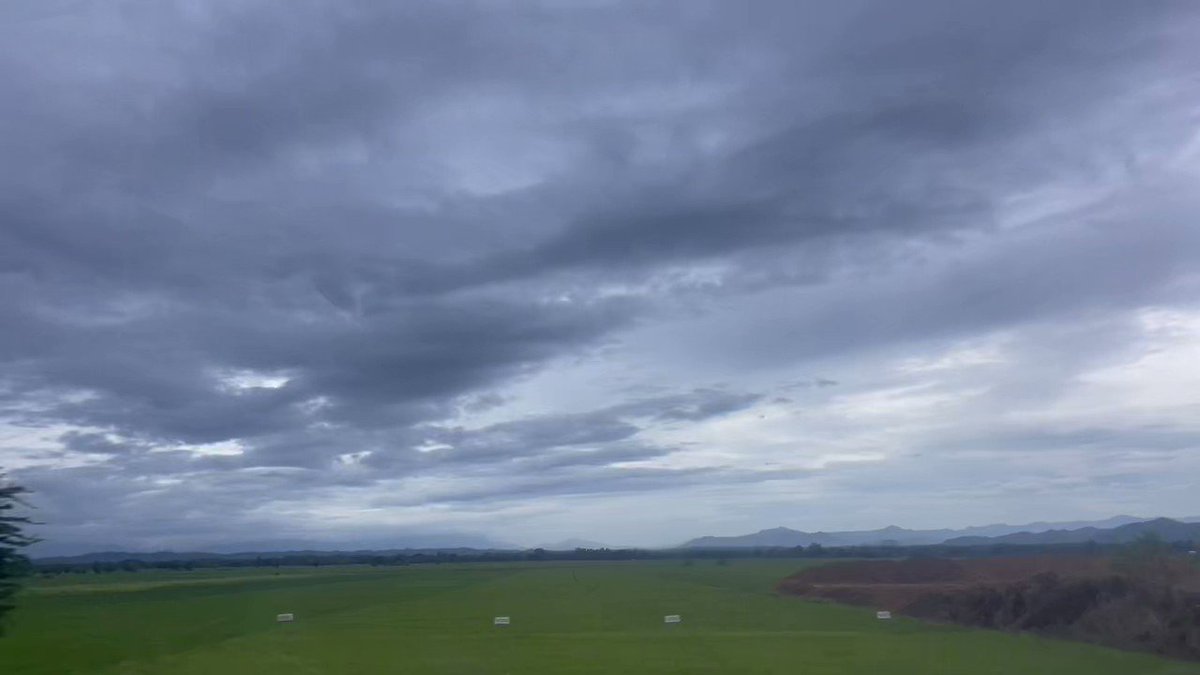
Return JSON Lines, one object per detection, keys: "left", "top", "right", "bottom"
{"left": 675, "top": 196, "right": 1200, "bottom": 370}
{"left": 11, "top": 388, "right": 768, "bottom": 552}
{"left": 2, "top": 0, "right": 1199, "bottom": 551}
{"left": 3, "top": 281, "right": 638, "bottom": 443}
{"left": 368, "top": 463, "right": 806, "bottom": 509}
{"left": 58, "top": 431, "right": 147, "bottom": 456}
{"left": 395, "top": 387, "right": 761, "bottom": 467}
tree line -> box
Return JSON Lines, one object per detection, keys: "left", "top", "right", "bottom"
{"left": 30, "top": 539, "right": 1198, "bottom": 576}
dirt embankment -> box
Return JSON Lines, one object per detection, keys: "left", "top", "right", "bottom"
{"left": 777, "top": 556, "right": 1200, "bottom": 661}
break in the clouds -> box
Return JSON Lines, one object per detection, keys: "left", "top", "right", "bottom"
{"left": 2, "top": 0, "right": 1199, "bottom": 555}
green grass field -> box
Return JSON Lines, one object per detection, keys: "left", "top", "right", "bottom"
{"left": 3, "top": 559, "right": 1198, "bottom": 674}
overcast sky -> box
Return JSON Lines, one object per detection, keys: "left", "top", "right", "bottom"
{"left": 2, "top": 0, "right": 1199, "bottom": 555}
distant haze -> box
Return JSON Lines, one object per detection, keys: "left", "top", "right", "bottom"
{"left": 2, "top": 1, "right": 1199, "bottom": 555}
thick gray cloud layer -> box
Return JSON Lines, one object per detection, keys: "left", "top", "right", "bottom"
{"left": 2, "top": 0, "right": 1199, "bottom": 554}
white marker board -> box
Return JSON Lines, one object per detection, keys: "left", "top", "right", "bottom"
{"left": 493, "top": 616, "right": 511, "bottom": 626}
{"left": 663, "top": 614, "right": 682, "bottom": 624}
{"left": 876, "top": 611, "right": 892, "bottom": 620}
{"left": 276, "top": 613, "right": 295, "bottom": 623}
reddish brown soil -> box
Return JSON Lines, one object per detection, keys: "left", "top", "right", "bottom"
{"left": 776, "top": 556, "right": 1200, "bottom": 660}
{"left": 776, "top": 556, "right": 1112, "bottom": 610}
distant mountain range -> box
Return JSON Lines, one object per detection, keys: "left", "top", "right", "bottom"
{"left": 33, "top": 515, "right": 1200, "bottom": 562}
{"left": 28, "top": 532, "right": 516, "bottom": 559}
{"left": 33, "top": 547, "right": 507, "bottom": 566}
{"left": 944, "top": 518, "right": 1200, "bottom": 546}
{"left": 683, "top": 515, "right": 1200, "bottom": 549}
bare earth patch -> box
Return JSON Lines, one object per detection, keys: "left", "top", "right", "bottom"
{"left": 776, "top": 556, "right": 1200, "bottom": 660}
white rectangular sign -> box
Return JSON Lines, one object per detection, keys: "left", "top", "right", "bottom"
{"left": 876, "top": 611, "right": 892, "bottom": 620}
{"left": 493, "top": 616, "right": 511, "bottom": 626}
{"left": 663, "top": 614, "right": 682, "bottom": 624}
{"left": 276, "top": 613, "right": 295, "bottom": 623}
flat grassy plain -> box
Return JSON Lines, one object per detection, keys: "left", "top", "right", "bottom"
{"left": 3, "top": 559, "right": 1198, "bottom": 674}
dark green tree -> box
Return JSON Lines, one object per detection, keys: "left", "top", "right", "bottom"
{"left": 1, "top": 477, "right": 38, "bottom": 633}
